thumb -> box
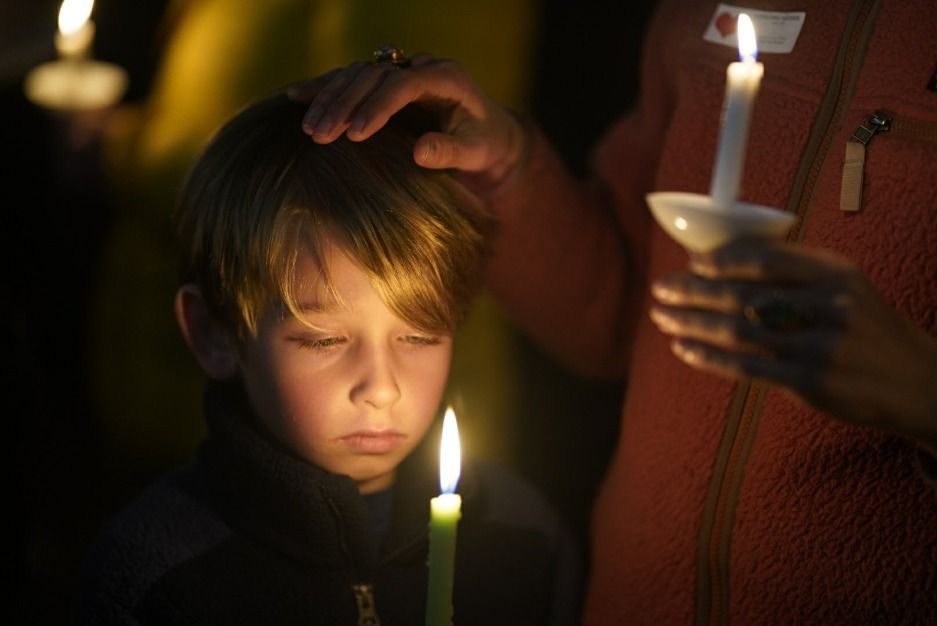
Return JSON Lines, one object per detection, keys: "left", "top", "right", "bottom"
{"left": 414, "top": 132, "right": 492, "bottom": 172}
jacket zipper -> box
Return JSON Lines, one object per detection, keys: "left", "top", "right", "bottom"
{"left": 322, "top": 489, "right": 383, "bottom": 625}
{"left": 841, "top": 111, "right": 937, "bottom": 211}
{"left": 839, "top": 110, "right": 890, "bottom": 211}
{"left": 351, "top": 584, "right": 381, "bottom": 626}
{"left": 695, "top": 0, "right": 884, "bottom": 624}
{"left": 784, "top": 0, "right": 883, "bottom": 241}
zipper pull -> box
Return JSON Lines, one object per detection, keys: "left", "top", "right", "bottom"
{"left": 351, "top": 584, "right": 381, "bottom": 626}
{"left": 840, "top": 110, "right": 892, "bottom": 212}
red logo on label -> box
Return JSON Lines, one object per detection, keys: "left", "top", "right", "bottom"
{"left": 715, "top": 12, "right": 737, "bottom": 38}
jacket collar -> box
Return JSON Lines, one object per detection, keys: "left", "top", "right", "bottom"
{"left": 197, "top": 379, "right": 370, "bottom": 570}
{"left": 192, "top": 380, "right": 483, "bottom": 572}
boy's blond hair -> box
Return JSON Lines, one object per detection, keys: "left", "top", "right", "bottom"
{"left": 174, "top": 93, "right": 492, "bottom": 342}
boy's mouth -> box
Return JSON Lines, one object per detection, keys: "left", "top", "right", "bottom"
{"left": 336, "top": 430, "right": 405, "bottom": 454}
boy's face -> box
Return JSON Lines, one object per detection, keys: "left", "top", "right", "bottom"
{"left": 238, "top": 238, "right": 452, "bottom": 494}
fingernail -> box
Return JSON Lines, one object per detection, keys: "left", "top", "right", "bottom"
{"left": 348, "top": 116, "right": 366, "bottom": 135}
{"left": 303, "top": 106, "right": 323, "bottom": 131}
{"left": 690, "top": 261, "right": 716, "bottom": 277}
{"left": 651, "top": 280, "right": 674, "bottom": 301}
{"left": 649, "top": 307, "right": 676, "bottom": 331}
{"left": 416, "top": 140, "right": 437, "bottom": 166}
{"left": 672, "top": 340, "right": 701, "bottom": 363}
{"left": 313, "top": 116, "right": 333, "bottom": 137}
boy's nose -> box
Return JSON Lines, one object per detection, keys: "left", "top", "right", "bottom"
{"left": 350, "top": 349, "right": 401, "bottom": 409}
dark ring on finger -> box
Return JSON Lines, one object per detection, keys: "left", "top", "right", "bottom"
{"left": 743, "top": 290, "right": 816, "bottom": 332}
{"left": 373, "top": 44, "right": 411, "bottom": 68}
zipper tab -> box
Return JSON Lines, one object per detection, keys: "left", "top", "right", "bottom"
{"left": 351, "top": 584, "right": 381, "bottom": 626}
{"left": 840, "top": 110, "right": 892, "bottom": 211}
{"left": 850, "top": 110, "right": 892, "bottom": 144}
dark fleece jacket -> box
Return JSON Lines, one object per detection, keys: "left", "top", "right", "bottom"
{"left": 78, "top": 381, "right": 581, "bottom": 625}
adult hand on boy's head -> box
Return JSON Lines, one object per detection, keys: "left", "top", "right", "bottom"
{"left": 287, "top": 54, "right": 529, "bottom": 198}
{"left": 649, "top": 238, "right": 937, "bottom": 452}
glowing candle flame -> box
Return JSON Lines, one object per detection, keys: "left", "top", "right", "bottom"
{"left": 58, "top": 0, "right": 94, "bottom": 36}
{"left": 439, "top": 407, "right": 461, "bottom": 494}
{"left": 737, "top": 13, "right": 757, "bottom": 62}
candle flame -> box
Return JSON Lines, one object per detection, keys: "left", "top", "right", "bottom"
{"left": 58, "top": 0, "right": 94, "bottom": 36}
{"left": 439, "top": 407, "right": 461, "bottom": 494}
{"left": 737, "top": 13, "right": 757, "bottom": 62}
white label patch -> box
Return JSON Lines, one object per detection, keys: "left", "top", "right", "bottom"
{"left": 703, "top": 4, "right": 806, "bottom": 54}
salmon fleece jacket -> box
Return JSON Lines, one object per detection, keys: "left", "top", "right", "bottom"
{"left": 485, "top": 0, "right": 937, "bottom": 623}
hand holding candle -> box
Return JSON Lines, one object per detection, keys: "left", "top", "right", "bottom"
{"left": 426, "top": 407, "right": 461, "bottom": 626}
{"left": 709, "top": 13, "right": 764, "bottom": 209}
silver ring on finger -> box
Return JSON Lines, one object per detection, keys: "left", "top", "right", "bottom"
{"left": 373, "top": 44, "right": 411, "bottom": 68}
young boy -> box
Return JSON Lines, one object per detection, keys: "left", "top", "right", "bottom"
{"left": 78, "top": 93, "right": 580, "bottom": 625}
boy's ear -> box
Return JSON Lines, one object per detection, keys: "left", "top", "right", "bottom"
{"left": 174, "top": 284, "right": 239, "bottom": 379}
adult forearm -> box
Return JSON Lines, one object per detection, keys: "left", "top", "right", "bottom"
{"left": 485, "top": 126, "right": 640, "bottom": 377}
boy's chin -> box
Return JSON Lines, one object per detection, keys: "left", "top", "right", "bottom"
{"left": 353, "top": 467, "right": 397, "bottom": 494}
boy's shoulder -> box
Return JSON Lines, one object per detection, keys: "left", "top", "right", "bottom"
{"left": 460, "top": 458, "right": 583, "bottom": 576}
{"left": 456, "top": 459, "right": 584, "bottom": 626}
{"left": 79, "top": 466, "right": 232, "bottom": 619}
{"left": 468, "top": 459, "right": 568, "bottom": 539}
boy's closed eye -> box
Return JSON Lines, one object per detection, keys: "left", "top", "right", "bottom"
{"left": 402, "top": 334, "right": 443, "bottom": 346}
{"left": 287, "top": 333, "right": 444, "bottom": 351}
{"left": 290, "top": 335, "right": 348, "bottom": 351}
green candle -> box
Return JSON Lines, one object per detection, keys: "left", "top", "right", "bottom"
{"left": 426, "top": 408, "right": 462, "bottom": 626}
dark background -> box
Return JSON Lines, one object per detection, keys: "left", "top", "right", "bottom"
{"left": 4, "top": 1, "right": 657, "bottom": 623}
